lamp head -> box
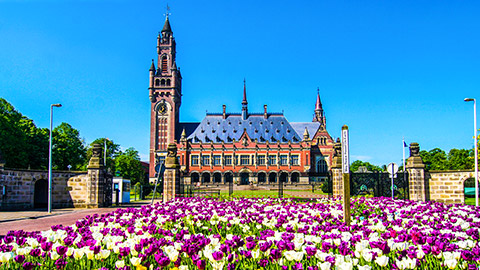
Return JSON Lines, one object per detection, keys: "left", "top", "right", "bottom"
{"left": 52, "top": 103, "right": 62, "bottom": 107}
{"left": 464, "top": 98, "right": 475, "bottom": 102}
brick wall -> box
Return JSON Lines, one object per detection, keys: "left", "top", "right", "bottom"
{"left": 427, "top": 170, "right": 476, "bottom": 204}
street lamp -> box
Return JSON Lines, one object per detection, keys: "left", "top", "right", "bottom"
{"left": 48, "top": 103, "right": 62, "bottom": 213}
{"left": 465, "top": 98, "right": 478, "bottom": 207}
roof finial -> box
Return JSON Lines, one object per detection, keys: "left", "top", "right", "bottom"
{"left": 242, "top": 78, "right": 247, "bottom": 105}
{"left": 164, "top": 4, "right": 171, "bottom": 19}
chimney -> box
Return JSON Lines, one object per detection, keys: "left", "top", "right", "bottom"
{"left": 222, "top": 105, "right": 226, "bottom": 119}
{"left": 263, "top": 105, "right": 268, "bottom": 119}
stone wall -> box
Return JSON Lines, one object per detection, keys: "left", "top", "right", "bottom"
{"left": 427, "top": 170, "right": 476, "bottom": 204}
{"left": 0, "top": 168, "right": 86, "bottom": 210}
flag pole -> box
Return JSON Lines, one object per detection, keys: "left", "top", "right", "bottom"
{"left": 403, "top": 138, "right": 406, "bottom": 199}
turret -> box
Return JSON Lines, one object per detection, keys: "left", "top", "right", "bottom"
{"left": 313, "top": 88, "right": 326, "bottom": 128}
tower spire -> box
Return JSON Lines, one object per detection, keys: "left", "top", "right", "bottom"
{"left": 162, "top": 5, "right": 172, "bottom": 33}
{"left": 242, "top": 78, "right": 247, "bottom": 105}
{"left": 315, "top": 87, "right": 322, "bottom": 110}
{"left": 313, "top": 88, "right": 325, "bottom": 127}
{"left": 241, "top": 78, "right": 248, "bottom": 120}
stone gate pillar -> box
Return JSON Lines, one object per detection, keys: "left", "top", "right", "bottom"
{"left": 86, "top": 143, "right": 105, "bottom": 208}
{"left": 331, "top": 138, "right": 343, "bottom": 197}
{"left": 406, "top": 142, "right": 428, "bottom": 201}
{"left": 163, "top": 143, "right": 181, "bottom": 202}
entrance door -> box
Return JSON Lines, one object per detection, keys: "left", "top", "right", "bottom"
{"left": 240, "top": 173, "right": 249, "bottom": 185}
{"left": 34, "top": 179, "right": 48, "bottom": 208}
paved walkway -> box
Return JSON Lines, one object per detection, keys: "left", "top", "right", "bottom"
{"left": 0, "top": 201, "right": 154, "bottom": 236}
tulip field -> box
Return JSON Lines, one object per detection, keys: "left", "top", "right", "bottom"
{"left": 1, "top": 197, "right": 480, "bottom": 269}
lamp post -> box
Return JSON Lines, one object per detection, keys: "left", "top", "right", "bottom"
{"left": 465, "top": 98, "right": 478, "bottom": 207}
{"left": 48, "top": 103, "right": 62, "bottom": 213}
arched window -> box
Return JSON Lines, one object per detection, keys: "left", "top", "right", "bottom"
{"left": 162, "top": 56, "right": 168, "bottom": 71}
{"left": 155, "top": 79, "right": 160, "bottom": 86}
{"left": 161, "top": 79, "right": 166, "bottom": 86}
{"left": 316, "top": 158, "right": 328, "bottom": 173}
{"left": 166, "top": 79, "right": 171, "bottom": 86}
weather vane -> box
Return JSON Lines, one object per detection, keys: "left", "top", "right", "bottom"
{"left": 164, "top": 4, "right": 171, "bottom": 18}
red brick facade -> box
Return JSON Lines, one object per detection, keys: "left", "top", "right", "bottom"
{"left": 149, "top": 17, "right": 335, "bottom": 185}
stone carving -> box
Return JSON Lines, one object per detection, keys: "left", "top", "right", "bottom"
{"left": 92, "top": 144, "right": 102, "bottom": 157}
{"left": 333, "top": 138, "right": 341, "bottom": 157}
{"left": 88, "top": 144, "right": 104, "bottom": 169}
{"left": 165, "top": 143, "right": 180, "bottom": 169}
{"left": 167, "top": 144, "right": 177, "bottom": 157}
{"left": 410, "top": 142, "right": 420, "bottom": 157}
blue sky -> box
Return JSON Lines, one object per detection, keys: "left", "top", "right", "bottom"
{"left": 1, "top": 0, "right": 479, "bottom": 166}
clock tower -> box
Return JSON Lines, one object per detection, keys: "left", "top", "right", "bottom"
{"left": 149, "top": 14, "right": 182, "bottom": 178}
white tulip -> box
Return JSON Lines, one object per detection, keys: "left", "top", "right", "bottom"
{"left": 375, "top": 255, "right": 389, "bottom": 267}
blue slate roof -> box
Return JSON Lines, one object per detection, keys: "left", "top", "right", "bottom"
{"left": 290, "top": 122, "right": 321, "bottom": 139}
{"left": 186, "top": 114, "right": 302, "bottom": 143}
{"left": 177, "top": 122, "right": 200, "bottom": 141}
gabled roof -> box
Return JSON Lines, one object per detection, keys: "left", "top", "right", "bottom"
{"left": 186, "top": 114, "right": 302, "bottom": 143}
{"left": 290, "top": 122, "right": 321, "bottom": 140}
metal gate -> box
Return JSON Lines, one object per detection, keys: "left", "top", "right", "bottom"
{"left": 350, "top": 171, "right": 408, "bottom": 199}
{"left": 103, "top": 173, "right": 113, "bottom": 207}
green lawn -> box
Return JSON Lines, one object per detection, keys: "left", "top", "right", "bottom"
{"left": 465, "top": 197, "right": 475, "bottom": 205}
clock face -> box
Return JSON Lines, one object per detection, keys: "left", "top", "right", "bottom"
{"left": 158, "top": 102, "right": 167, "bottom": 115}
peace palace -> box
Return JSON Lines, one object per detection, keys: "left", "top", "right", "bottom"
{"left": 148, "top": 16, "right": 335, "bottom": 186}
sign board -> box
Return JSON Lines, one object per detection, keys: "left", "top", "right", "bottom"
{"left": 387, "top": 163, "right": 398, "bottom": 176}
{"left": 341, "top": 126, "right": 350, "bottom": 174}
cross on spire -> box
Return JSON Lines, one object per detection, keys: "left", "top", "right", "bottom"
{"left": 164, "top": 4, "right": 171, "bottom": 18}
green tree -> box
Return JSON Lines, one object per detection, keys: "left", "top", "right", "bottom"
{"left": 0, "top": 98, "right": 28, "bottom": 168}
{"left": 420, "top": 148, "right": 447, "bottom": 171}
{"left": 447, "top": 148, "right": 473, "bottom": 170}
{"left": 52, "top": 122, "right": 87, "bottom": 170}
{"left": 114, "top": 147, "right": 146, "bottom": 185}
{"left": 83, "top": 138, "right": 121, "bottom": 172}
{"left": 20, "top": 118, "right": 49, "bottom": 169}
{"left": 350, "top": 160, "right": 383, "bottom": 172}
{"left": 0, "top": 98, "right": 49, "bottom": 169}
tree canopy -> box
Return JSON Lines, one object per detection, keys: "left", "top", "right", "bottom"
{"left": 350, "top": 160, "right": 383, "bottom": 172}
{"left": 115, "top": 148, "right": 147, "bottom": 185}
{"left": 83, "top": 138, "right": 121, "bottom": 172}
{"left": 52, "top": 122, "right": 87, "bottom": 170}
{"left": 420, "top": 148, "right": 474, "bottom": 171}
{"left": 0, "top": 98, "right": 48, "bottom": 169}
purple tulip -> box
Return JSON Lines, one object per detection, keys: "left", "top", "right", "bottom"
{"left": 212, "top": 251, "right": 224, "bottom": 261}
{"left": 56, "top": 245, "right": 68, "bottom": 256}
{"left": 22, "top": 262, "right": 36, "bottom": 270}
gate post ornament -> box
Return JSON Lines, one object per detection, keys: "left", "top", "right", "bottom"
{"left": 165, "top": 143, "right": 180, "bottom": 169}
